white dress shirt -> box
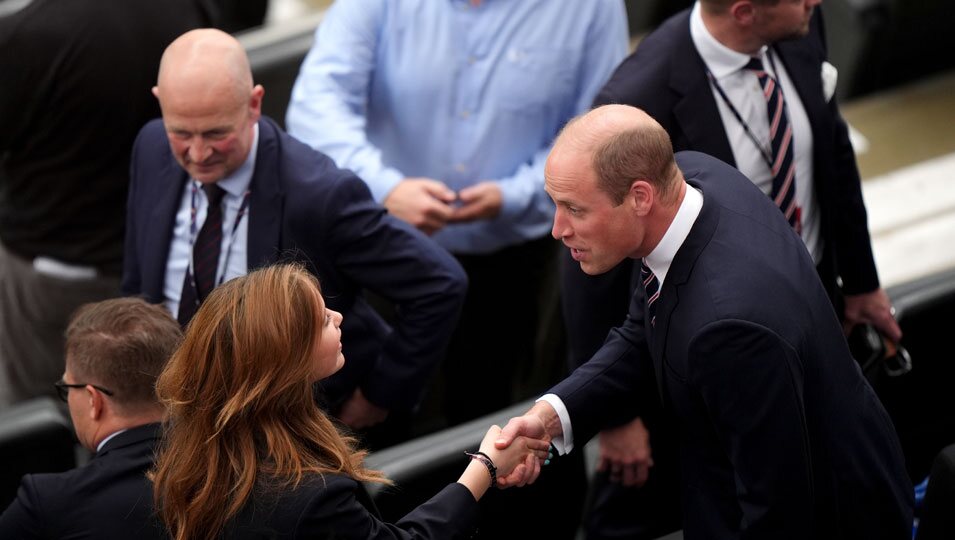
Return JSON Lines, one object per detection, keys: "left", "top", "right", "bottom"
{"left": 689, "top": 2, "right": 821, "bottom": 263}
{"left": 162, "top": 125, "right": 258, "bottom": 316}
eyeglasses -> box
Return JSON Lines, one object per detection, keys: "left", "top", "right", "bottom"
{"left": 53, "top": 380, "right": 114, "bottom": 402}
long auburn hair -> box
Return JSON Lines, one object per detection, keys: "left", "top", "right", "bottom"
{"left": 152, "top": 264, "right": 386, "bottom": 540}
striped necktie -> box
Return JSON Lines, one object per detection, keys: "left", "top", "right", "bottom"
{"left": 177, "top": 183, "right": 226, "bottom": 326}
{"left": 641, "top": 260, "right": 660, "bottom": 326}
{"left": 745, "top": 56, "right": 800, "bottom": 231}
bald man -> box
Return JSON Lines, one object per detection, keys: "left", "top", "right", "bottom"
{"left": 495, "top": 105, "right": 912, "bottom": 539}
{"left": 122, "top": 29, "right": 467, "bottom": 445}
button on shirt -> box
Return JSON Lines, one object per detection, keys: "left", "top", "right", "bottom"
{"left": 286, "top": 0, "right": 628, "bottom": 254}
{"left": 689, "top": 2, "right": 821, "bottom": 263}
{"left": 162, "top": 125, "right": 257, "bottom": 316}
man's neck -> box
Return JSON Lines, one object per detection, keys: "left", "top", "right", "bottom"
{"left": 641, "top": 180, "right": 688, "bottom": 258}
{"left": 699, "top": 9, "right": 764, "bottom": 56}
{"left": 91, "top": 411, "right": 163, "bottom": 451}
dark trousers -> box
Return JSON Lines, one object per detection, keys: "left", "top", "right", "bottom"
{"left": 0, "top": 242, "right": 120, "bottom": 407}
{"left": 442, "top": 236, "right": 560, "bottom": 425}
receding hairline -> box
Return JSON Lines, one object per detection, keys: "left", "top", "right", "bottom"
{"left": 555, "top": 105, "right": 658, "bottom": 153}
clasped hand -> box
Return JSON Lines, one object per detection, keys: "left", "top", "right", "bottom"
{"left": 476, "top": 425, "right": 550, "bottom": 487}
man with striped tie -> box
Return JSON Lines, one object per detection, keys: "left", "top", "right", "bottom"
{"left": 496, "top": 104, "right": 913, "bottom": 539}
{"left": 559, "top": 2, "right": 900, "bottom": 538}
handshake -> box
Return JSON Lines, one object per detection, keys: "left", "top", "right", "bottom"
{"left": 459, "top": 402, "right": 561, "bottom": 499}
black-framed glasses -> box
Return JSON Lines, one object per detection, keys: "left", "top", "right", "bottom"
{"left": 53, "top": 380, "right": 114, "bottom": 402}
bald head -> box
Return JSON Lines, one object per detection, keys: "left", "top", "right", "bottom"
{"left": 155, "top": 28, "right": 253, "bottom": 107}
{"left": 553, "top": 105, "right": 680, "bottom": 206}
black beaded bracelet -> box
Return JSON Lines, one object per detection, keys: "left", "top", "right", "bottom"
{"left": 465, "top": 451, "right": 497, "bottom": 487}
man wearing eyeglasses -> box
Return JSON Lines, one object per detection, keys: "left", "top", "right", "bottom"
{"left": 0, "top": 298, "right": 181, "bottom": 538}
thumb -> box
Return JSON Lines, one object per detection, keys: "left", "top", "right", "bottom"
{"left": 495, "top": 419, "right": 521, "bottom": 449}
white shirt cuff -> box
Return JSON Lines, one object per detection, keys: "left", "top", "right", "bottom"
{"left": 537, "top": 394, "right": 574, "bottom": 455}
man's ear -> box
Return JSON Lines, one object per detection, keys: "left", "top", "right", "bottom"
{"left": 249, "top": 84, "right": 265, "bottom": 122}
{"left": 729, "top": 0, "right": 756, "bottom": 25}
{"left": 87, "top": 385, "right": 105, "bottom": 422}
{"left": 630, "top": 180, "right": 654, "bottom": 216}
{"left": 151, "top": 85, "right": 160, "bottom": 100}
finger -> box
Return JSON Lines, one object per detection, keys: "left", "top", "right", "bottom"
{"left": 518, "top": 453, "right": 539, "bottom": 486}
{"left": 495, "top": 419, "right": 522, "bottom": 449}
{"left": 875, "top": 313, "right": 903, "bottom": 343}
{"left": 525, "top": 436, "right": 551, "bottom": 453}
{"left": 456, "top": 184, "right": 483, "bottom": 202}
{"left": 595, "top": 457, "right": 609, "bottom": 473}
{"left": 622, "top": 463, "right": 639, "bottom": 487}
{"left": 609, "top": 463, "right": 623, "bottom": 484}
{"left": 510, "top": 463, "right": 528, "bottom": 487}
{"left": 450, "top": 202, "right": 483, "bottom": 222}
{"left": 423, "top": 182, "right": 457, "bottom": 202}
{"left": 634, "top": 463, "right": 650, "bottom": 487}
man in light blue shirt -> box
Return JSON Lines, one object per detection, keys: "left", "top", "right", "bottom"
{"left": 287, "top": 0, "right": 628, "bottom": 425}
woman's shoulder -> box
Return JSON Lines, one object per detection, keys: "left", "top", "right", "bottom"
{"left": 226, "top": 473, "right": 371, "bottom": 538}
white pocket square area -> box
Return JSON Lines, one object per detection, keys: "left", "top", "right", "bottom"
{"left": 821, "top": 61, "right": 838, "bottom": 102}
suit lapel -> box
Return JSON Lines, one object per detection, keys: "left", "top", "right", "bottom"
{"left": 649, "top": 175, "right": 719, "bottom": 397}
{"left": 142, "top": 160, "right": 188, "bottom": 301}
{"left": 670, "top": 14, "right": 737, "bottom": 166}
{"left": 246, "top": 119, "right": 284, "bottom": 270}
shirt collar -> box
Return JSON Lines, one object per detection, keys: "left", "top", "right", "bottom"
{"left": 198, "top": 123, "right": 259, "bottom": 198}
{"left": 690, "top": 1, "right": 768, "bottom": 79}
{"left": 96, "top": 428, "right": 128, "bottom": 453}
{"left": 644, "top": 185, "right": 703, "bottom": 286}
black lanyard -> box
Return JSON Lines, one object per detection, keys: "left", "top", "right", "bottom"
{"left": 705, "top": 49, "right": 785, "bottom": 171}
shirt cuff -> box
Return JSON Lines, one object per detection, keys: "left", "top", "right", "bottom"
{"left": 537, "top": 394, "right": 574, "bottom": 455}
{"left": 367, "top": 167, "right": 406, "bottom": 204}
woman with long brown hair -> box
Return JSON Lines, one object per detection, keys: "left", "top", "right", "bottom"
{"left": 152, "top": 264, "right": 546, "bottom": 539}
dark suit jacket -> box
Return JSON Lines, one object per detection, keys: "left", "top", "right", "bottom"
{"left": 122, "top": 117, "right": 467, "bottom": 412}
{"left": 562, "top": 8, "right": 879, "bottom": 370}
{"left": 0, "top": 423, "right": 164, "bottom": 539}
{"left": 224, "top": 474, "right": 478, "bottom": 539}
{"left": 553, "top": 152, "right": 913, "bottom": 539}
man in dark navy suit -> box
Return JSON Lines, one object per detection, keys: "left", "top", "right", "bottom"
{"left": 561, "top": 2, "right": 903, "bottom": 537}
{"left": 0, "top": 297, "right": 181, "bottom": 538}
{"left": 122, "top": 30, "right": 467, "bottom": 446}
{"left": 497, "top": 105, "right": 913, "bottom": 539}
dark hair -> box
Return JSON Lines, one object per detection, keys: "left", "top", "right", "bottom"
{"left": 65, "top": 297, "right": 182, "bottom": 412}
{"left": 592, "top": 125, "right": 679, "bottom": 206}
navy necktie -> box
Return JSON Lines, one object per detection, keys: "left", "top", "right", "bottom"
{"left": 745, "top": 56, "right": 800, "bottom": 231}
{"left": 177, "top": 184, "right": 226, "bottom": 326}
{"left": 641, "top": 261, "right": 660, "bottom": 326}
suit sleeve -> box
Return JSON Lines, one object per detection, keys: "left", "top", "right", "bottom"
{"left": 688, "top": 320, "right": 813, "bottom": 539}
{"left": 296, "top": 476, "right": 479, "bottom": 539}
{"left": 285, "top": 0, "right": 405, "bottom": 203}
{"left": 551, "top": 286, "right": 653, "bottom": 446}
{"left": 121, "top": 129, "right": 146, "bottom": 296}
{"left": 315, "top": 174, "right": 467, "bottom": 411}
{"left": 0, "top": 477, "right": 48, "bottom": 539}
